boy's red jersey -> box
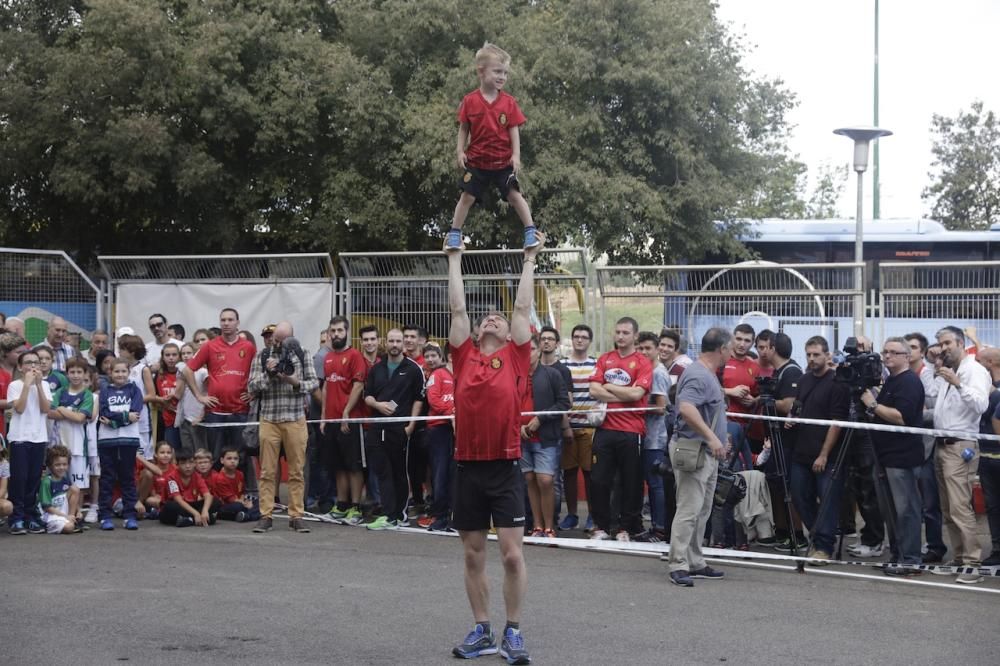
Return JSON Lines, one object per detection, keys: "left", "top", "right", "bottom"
{"left": 165, "top": 469, "right": 210, "bottom": 503}
{"left": 210, "top": 469, "right": 245, "bottom": 503}
{"left": 458, "top": 90, "right": 526, "bottom": 170}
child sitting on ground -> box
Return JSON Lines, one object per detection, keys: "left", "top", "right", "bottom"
{"left": 159, "top": 450, "right": 219, "bottom": 527}
{"left": 211, "top": 447, "right": 260, "bottom": 523}
{"left": 138, "top": 441, "right": 176, "bottom": 518}
{"left": 194, "top": 448, "right": 214, "bottom": 481}
{"left": 38, "top": 445, "right": 82, "bottom": 534}
{"left": 444, "top": 42, "right": 538, "bottom": 252}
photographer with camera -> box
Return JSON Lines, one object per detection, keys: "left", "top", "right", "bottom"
{"left": 788, "top": 336, "right": 851, "bottom": 563}
{"left": 858, "top": 337, "right": 925, "bottom": 575}
{"left": 247, "top": 321, "right": 320, "bottom": 534}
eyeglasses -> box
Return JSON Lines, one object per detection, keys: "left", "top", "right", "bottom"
{"left": 881, "top": 350, "right": 908, "bottom": 357}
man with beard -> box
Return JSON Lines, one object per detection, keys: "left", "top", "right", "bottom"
{"left": 320, "top": 316, "right": 369, "bottom": 525}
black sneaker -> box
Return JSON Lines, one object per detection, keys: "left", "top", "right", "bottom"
{"left": 983, "top": 552, "right": 1000, "bottom": 566}
{"left": 883, "top": 565, "right": 922, "bottom": 577}
{"left": 27, "top": 520, "right": 45, "bottom": 534}
{"left": 176, "top": 516, "right": 195, "bottom": 528}
{"left": 632, "top": 530, "right": 661, "bottom": 543}
{"left": 669, "top": 570, "right": 694, "bottom": 587}
{"left": 8, "top": 520, "right": 27, "bottom": 535}
{"left": 452, "top": 624, "right": 497, "bottom": 659}
{"left": 252, "top": 517, "right": 273, "bottom": 533}
{"left": 235, "top": 511, "right": 247, "bottom": 523}
{"left": 289, "top": 518, "right": 311, "bottom": 533}
{"left": 500, "top": 626, "right": 531, "bottom": 665}
{"left": 690, "top": 565, "right": 725, "bottom": 579}
{"left": 922, "top": 549, "right": 946, "bottom": 564}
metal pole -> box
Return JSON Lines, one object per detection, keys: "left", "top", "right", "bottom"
{"left": 873, "top": 0, "right": 881, "bottom": 219}
{"left": 855, "top": 170, "right": 865, "bottom": 337}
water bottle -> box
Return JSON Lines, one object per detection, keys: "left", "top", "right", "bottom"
{"left": 961, "top": 447, "right": 975, "bottom": 462}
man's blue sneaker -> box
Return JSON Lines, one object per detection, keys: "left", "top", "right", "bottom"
{"left": 100, "top": 518, "right": 115, "bottom": 531}
{"left": 452, "top": 623, "right": 497, "bottom": 659}
{"left": 584, "top": 515, "right": 593, "bottom": 532}
{"left": 523, "top": 226, "right": 539, "bottom": 249}
{"left": 445, "top": 229, "right": 463, "bottom": 252}
{"left": 558, "top": 514, "right": 579, "bottom": 531}
{"left": 8, "top": 520, "right": 27, "bottom": 535}
{"left": 125, "top": 518, "right": 139, "bottom": 530}
{"left": 500, "top": 627, "right": 531, "bottom": 665}
{"left": 669, "top": 570, "right": 694, "bottom": 587}
{"left": 27, "top": 520, "right": 45, "bottom": 534}
{"left": 690, "top": 565, "right": 724, "bottom": 580}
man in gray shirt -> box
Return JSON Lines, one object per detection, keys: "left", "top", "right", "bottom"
{"left": 668, "top": 327, "right": 731, "bottom": 587}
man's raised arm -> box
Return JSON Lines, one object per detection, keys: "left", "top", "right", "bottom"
{"left": 510, "top": 232, "right": 546, "bottom": 345}
{"left": 448, "top": 243, "right": 471, "bottom": 348}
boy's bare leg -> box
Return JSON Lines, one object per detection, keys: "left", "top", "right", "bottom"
{"left": 68, "top": 485, "right": 80, "bottom": 519}
{"left": 507, "top": 190, "right": 534, "bottom": 228}
{"left": 452, "top": 192, "right": 477, "bottom": 231}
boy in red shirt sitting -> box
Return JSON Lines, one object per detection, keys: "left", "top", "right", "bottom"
{"left": 158, "top": 450, "right": 219, "bottom": 527}
{"left": 445, "top": 42, "right": 538, "bottom": 252}
{"left": 211, "top": 447, "right": 260, "bottom": 523}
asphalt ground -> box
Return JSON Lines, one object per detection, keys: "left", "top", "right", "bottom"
{"left": 1, "top": 513, "right": 998, "bottom": 666}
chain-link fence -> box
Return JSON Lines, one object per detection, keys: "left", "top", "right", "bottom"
{"left": 0, "top": 248, "right": 102, "bottom": 345}
{"left": 596, "top": 261, "right": 862, "bottom": 359}
{"left": 879, "top": 261, "right": 1000, "bottom": 347}
{"left": 339, "top": 248, "right": 592, "bottom": 348}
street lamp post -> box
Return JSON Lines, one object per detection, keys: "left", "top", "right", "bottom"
{"left": 833, "top": 126, "right": 893, "bottom": 337}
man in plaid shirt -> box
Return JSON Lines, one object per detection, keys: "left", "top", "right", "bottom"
{"left": 247, "top": 321, "right": 320, "bottom": 533}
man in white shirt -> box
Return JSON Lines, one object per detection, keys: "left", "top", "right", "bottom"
{"left": 145, "top": 313, "right": 182, "bottom": 372}
{"left": 931, "top": 326, "right": 991, "bottom": 583}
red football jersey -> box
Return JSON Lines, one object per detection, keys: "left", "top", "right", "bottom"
{"left": 722, "top": 355, "right": 760, "bottom": 419}
{"left": 0, "top": 368, "right": 10, "bottom": 433}
{"left": 458, "top": 90, "right": 526, "bottom": 169}
{"left": 186, "top": 336, "right": 255, "bottom": 414}
{"left": 154, "top": 370, "right": 179, "bottom": 427}
{"left": 424, "top": 366, "right": 455, "bottom": 429}
{"left": 323, "top": 348, "right": 368, "bottom": 420}
{"left": 153, "top": 463, "right": 177, "bottom": 498}
{"left": 589, "top": 350, "right": 653, "bottom": 435}
{"left": 452, "top": 338, "right": 530, "bottom": 461}
{"left": 164, "top": 469, "right": 210, "bottom": 503}
{"left": 210, "top": 469, "right": 244, "bottom": 503}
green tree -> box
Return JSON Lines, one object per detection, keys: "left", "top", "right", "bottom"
{"left": 923, "top": 101, "right": 1000, "bottom": 230}
{"left": 805, "top": 162, "right": 848, "bottom": 218}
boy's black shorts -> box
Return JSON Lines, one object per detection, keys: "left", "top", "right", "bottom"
{"left": 458, "top": 165, "right": 520, "bottom": 204}
{"left": 322, "top": 424, "right": 365, "bottom": 473}
{"left": 451, "top": 459, "right": 526, "bottom": 531}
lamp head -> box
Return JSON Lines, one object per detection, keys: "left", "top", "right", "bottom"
{"left": 834, "top": 126, "right": 893, "bottom": 173}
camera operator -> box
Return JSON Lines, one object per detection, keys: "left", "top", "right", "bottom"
{"left": 788, "top": 336, "right": 850, "bottom": 562}
{"left": 931, "top": 326, "right": 991, "bottom": 583}
{"left": 247, "top": 321, "right": 320, "bottom": 533}
{"left": 858, "top": 337, "right": 925, "bottom": 575}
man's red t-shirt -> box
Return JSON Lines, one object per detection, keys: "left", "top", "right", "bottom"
{"left": 722, "top": 355, "right": 760, "bottom": 419}
{"left": 186, "top": 336, "right": 255, "bottom": 414}
{"left": 452, "top": 337, "right": 530, "bottom": 461}
{"left": 155, "top": 370, "right": 179, "bottom": 427}
{"left": 458, "top": 90, "right": 526, "bottom": 169}
{"left": 210, "top": 469, "right": 245, "bottom": 504}
{"left": 0, "top": 368, "right": 10, "bottom": 434}
{"left": 165, "top": 469, "right": 210, "bottom": 503}
{"left": 589, "top": 350, "right": 653, "bottom": 435}
{"left": 323, "top": 348, "right": 368, "bottom": 421}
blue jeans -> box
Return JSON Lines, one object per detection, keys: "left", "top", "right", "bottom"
{"left": 163, "top": 426, "right": 181, "bottom": 451}
{"left": 427, "top": 425, "right": 454, "bottom": 519}
{"left": 883, "top": 466, "right": 923, "bottom": 565}
{"left": 919, "top": 454, "right": 946, "bottom": 552}
{"left": 642, "top": 448, "right": 666, "bottom": 529}
{"left": 790, "top": 460, "right": 844, "bottom": 554}
{"left": 978, "top": 455, "right": 1000, "bottom": 554}
{"left": 726, "top": 421, "right": 753, "bottom": 472}
{"left": 99, "top": 444, "right": 140, "bottom": 521}
{"left": 8, "top": 440, "right": 47, "bottom": 524}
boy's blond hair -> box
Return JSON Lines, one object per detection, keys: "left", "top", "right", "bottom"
{"left": 475, "top": 42, "right": 511, "bottom": 70}
{"left": 194, "top": 448, "right": 213, "bottom": 460}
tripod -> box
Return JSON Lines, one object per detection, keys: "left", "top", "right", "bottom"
{"left": 758, "top": 393, "right": 804, "bottom": 570}
{"left": 809, "top": 391, "right": 898, "bottom": 564}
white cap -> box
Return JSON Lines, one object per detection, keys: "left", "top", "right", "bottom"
{"left": 116, "top": 326, "right": 135, "bottom": 338}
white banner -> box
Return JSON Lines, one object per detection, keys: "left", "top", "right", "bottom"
{"left": 113, "top": 283, "right": 334, "bottom": 352}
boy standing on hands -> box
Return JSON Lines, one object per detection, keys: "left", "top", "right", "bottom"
{"left": 445, "top": 43, "right": 538, "bottom": 252}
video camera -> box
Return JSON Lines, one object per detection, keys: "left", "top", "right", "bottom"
{"left": 260, "top": 336, "right": 305, "bottom": 377}
{"left": 833, "top": 336, "right": 883, "bottom": 392}
{"left": 756, "top": 375, "right": 778, "bottom": 398}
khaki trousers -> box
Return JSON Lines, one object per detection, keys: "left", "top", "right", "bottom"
{"left": 935, "top": 440, "right": 982, "bottom": 564}
{"left": 259, "top": 418, "right": 308, "bottom": 519}
{"left": 668, "top": 449, "right": 719, "bottom": 573}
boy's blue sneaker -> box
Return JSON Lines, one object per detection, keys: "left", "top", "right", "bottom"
{"left": 452, "top": 623, "right": 497, "bottom": 659}
{"left": 100, "top": 518, "right": 115, "bottom": 531}
{"left": 27, "top": 520, "right": 45, "bottom": 534}
{"left": 558, "top": 514, "right": 579, "bottom": 531}
{"left": 445, "top": 229, "right": 463, "bottom": 252}
{"left": 500, "top": 627, "right": 531, "bottom": 665}
{"left": 125, "top": 518, "right": 139, "bottom": 530}
{"left": 523, "top": 226, "right": 539, "bottom": 249}
{"left": 584, "top": 515, "right": 593, "bottom": 532}
{"left": 8, "top": 520, "right": 27, "bottom": 535}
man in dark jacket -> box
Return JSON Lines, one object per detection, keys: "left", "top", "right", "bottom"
{"left": 520, "top": 334, "right": 571, "bottom": 536}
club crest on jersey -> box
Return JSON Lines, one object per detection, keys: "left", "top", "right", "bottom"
{"left": 628, "top": 361, "right": 636, "bottom": 370}
{"left": 604, "top": 367, "right": 633, "bottom": 386}
{"left": 490, "top": 358, "right": 503, "bottom": 370}
{"left": 239, "top": 349, "right": 246, "bottom": 358}
{"left": 499, "top": 112, "right": 507, "bottom": 126}
{"left": 216, "top": 353, "right": 226, "bottom": 361}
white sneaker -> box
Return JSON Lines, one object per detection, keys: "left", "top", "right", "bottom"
{"left": 849, "top": 544, "right": 883, "bottom": 558}
{"left": 84, "top": 505, "right": 99, "bottom": 524}
{"left": 589, "top": 529, "right": 610, "bottom": 540}
{"left": 615, "top": 530, "right": 631, "bottom": 543}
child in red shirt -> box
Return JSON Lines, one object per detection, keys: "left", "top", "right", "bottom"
{"left": 158, "top": 450, "right": 218, "bottom": 527}
{"left": 211, "top": 447, "right": 260, "bottom": 523}
{"left": 445, "top": 42, "right": 538, "bottom": 252}
{"left": 194, "top": 448, "right": 214, "bottom": 482}
{"left": 138, "top": 441, "right": 176, "bottom": 518}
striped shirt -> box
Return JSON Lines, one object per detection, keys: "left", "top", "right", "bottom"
{"left": 561, "top": 356, "right": 598, "bottom": 428}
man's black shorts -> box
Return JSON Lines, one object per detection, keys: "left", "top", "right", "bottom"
{"left": 322, "top": 423, "right": 365, "bottom": 473}
{"left": 452, "top": 459, "right": 526, "bottom": 531}
{"left": 458, "top": 165, "right": 520, "bottom": 204}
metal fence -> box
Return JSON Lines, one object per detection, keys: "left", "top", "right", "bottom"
{"left": 596, "top": 261, "right": 863, "bottom": 356}
{"left": 339, "top": 248, "right": 592, "bottom": 348}
{"left": 0, "top": 248, "right": 102, "bottom": 345}
{"left": 879, "top": 261, "right": 1000, "bottom": 346}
